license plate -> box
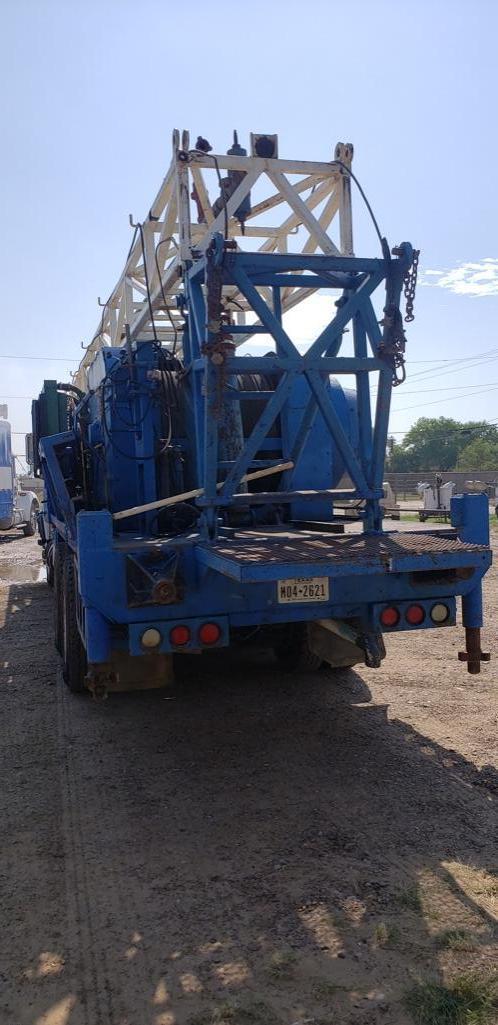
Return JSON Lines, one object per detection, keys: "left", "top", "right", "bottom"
{"left": 277, "top": 576, "right": 329, "bottom": 604}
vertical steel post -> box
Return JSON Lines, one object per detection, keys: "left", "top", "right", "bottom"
{"left": 452, "top": 492, "right": 491, "bottom": 673}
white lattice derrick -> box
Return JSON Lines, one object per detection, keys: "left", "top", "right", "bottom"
{"left": 187, "top": 152, "right": 343, "bottom": 178}
{"left": 241, "top": 173, "right": 323, "bottom": 221}
{"left": 281, "top": 187, "right": 341, "bottom": 304}
{"left": 148, "top": 159, "right": 175, "bottom": 220}
{"left": 258, "top": 177, "right": 336, "bottom": 255}
{"left": 190, "top": 166, "right": 214, "bottom": 226}
{"left": 130, "top": 278, "right": 148, "bottom": 297}
{"left": 149, "top": 195, "right": 179, "bottom": 293}
{"left": 191, "top": 225, "right": 285, "bottom": 239}
{"left": 75, "top": 135, "right": 354, "bottom": 389}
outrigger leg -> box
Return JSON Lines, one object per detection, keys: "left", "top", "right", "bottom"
{"left": 458, "top": 587, "right": 490, "bottom": 675}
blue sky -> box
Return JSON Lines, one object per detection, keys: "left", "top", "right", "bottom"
{"left": 1, "top": 0, "right": 497, "bottom": 459}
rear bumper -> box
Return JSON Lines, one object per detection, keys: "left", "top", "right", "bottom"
{"left": 72, "top": 511, "right": 491, "bottom": 662}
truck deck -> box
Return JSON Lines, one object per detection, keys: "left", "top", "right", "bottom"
{"left": 196, "top": 528, "right": 489, "bottom": 581}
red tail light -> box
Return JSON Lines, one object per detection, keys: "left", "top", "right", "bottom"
{"left": 170, "top": 625, "right": 190, "bottom": 646}
{"left": 406, "top": 604, "right": 425, "bottom": 625}
{"left": 380, "top": 606, "right": 400, "bottom": 628}
{"left": 199, "top": 622, "right": 221, "bottom": 646}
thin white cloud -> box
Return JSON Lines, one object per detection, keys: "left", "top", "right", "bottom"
{"left": 421, "top": 258, "right": 498, "bottom": 297}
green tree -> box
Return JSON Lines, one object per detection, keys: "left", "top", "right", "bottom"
{"left": 386, "top": 444, "right": 419, "bottom": 471}
{"left": 388, "top": 417, "right": 498, "bottom": 472}
{"left": 456, "top": 437, "right": 498, "bottom": 470}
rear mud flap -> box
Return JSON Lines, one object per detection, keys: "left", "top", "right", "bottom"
{"left": 86, "top": 652, "right": 174, "bottom": 698}
{"left": 308, "top": 619, "right": 385, "bottom": 669}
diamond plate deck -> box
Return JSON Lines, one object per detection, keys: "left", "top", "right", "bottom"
{"left": 201, "top": 531, "right": 487, "bottom": 566}
{"left": 196, "top": 530, "right": 490, "bottom": 582}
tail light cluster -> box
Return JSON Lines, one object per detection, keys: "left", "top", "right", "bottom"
{"left": 380, "top": 602, "right": 450, "bottom": 629}
{"left": 139, "top": 620, "right": 224, "bottom": 652}
{"left": 170, "top": 621, "right": 222, "bottom": 648}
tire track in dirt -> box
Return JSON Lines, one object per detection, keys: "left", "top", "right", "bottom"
{"left": 57, "top": 680, "right": 165, "bottom": 1024}
{"left": 56, "top": 677, "right": 115, "bottom": 1025}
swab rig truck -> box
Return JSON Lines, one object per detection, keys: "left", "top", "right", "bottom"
{"left": 32, "top": 131, "right": 492, "bottom": 697}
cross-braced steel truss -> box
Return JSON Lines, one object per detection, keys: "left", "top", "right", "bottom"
{"left": 74, "top": 131, "right": 355, "bottom": 389}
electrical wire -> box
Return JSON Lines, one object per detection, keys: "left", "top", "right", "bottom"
{"left": 100, "top": 376, "right": 157, "bottom": 462}
{"left": 405, "top": 349, "right": 498, "bottom": 383}
{"left": 391, "top": 380, "right": 498, "bottom": 395}
{"left": 334, "top": 159, "right": 384, "bottom": 250}
{"left": 387, "top": 419, "right": 498, "bottom": 441}
{"left": 133, "top": 220, "right": 184, "bottom": 452}
{"left": 154, "top": 238, "right": 180, "bottom": 354}
{"left": 408, "top": 347, "right": 498, "bottom": 369}
{"left": 391, "top": 383, "right": 498, "bottom": 415}
{"left": 0, "top": 355, "right": 79, "bottom": 362}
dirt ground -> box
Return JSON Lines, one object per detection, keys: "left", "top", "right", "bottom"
{"left": 0, "top": 528, "right": 496, "bottom": 1025}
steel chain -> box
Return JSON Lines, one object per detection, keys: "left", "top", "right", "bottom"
{"left": 403, "top": 249, "right": 420, "bottom": 323}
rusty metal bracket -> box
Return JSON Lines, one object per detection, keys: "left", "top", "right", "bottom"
{"left": 458, "top": 627, "right": 491, "bottom": 675}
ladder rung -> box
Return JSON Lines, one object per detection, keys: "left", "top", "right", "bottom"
{"left": 218, "top": 459, "right": 285, "bottom": 469}
{"left": 224, "top": 391, "right": 274, "bottom": 401}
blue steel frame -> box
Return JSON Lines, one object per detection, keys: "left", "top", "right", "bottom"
{"left": 36, "top": 232, "right": 493, "bottom": 676}
{"left": 182, "top": 237, "right": 413, "bottom": 537}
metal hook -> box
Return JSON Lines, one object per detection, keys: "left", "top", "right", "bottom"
{"left": 129, "top": 214, "right": 140, "bottom": 228}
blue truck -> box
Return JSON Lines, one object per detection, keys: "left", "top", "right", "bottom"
{"left": 32, "top": 132, "right": 492, "bottom": 696}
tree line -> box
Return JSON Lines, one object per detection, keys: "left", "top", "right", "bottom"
{"left": 386, "top": 417, "right": 498, "bottom": 472}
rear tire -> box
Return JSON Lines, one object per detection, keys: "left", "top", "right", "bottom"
{"left": 22, "top": 503, "right": 37, "bottom": 537}
{"left": 274, "top": 625, "right": 323, "bottom": 672}
{"left": 53, "top": 542, "right": 66, "bottom": 654}
{"left": 62, "top": 554, "right": 87, "bottom": 693}
{"left": 45, "top": 543, "right": 54, "bottom": 588}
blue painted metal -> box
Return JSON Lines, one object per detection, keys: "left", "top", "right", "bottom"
{"left": 33, "top": 217, "right": 493, "bottom": 682}
{"left": 451, "top": 492, "right": 490, "bottom": 629}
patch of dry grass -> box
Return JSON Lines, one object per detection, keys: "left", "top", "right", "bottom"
{"left": 404, "top": 972, "right": 498, "bottom": 1025}
{"left": 436, "top": 929, "right": 478, "bottom": 952}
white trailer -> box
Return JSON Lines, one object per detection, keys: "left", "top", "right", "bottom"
{"left": 0, "top": 414, "right": 39, "bottom": 536}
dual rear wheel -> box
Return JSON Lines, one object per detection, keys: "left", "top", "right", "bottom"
{"left": 53, "top": 543, "right": 87, "bottom": 692}
{"left": 274, "top": 624, "right": 323, "bottom": 672}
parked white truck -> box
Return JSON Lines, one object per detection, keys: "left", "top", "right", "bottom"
{"left": 0, "top": 411, "right": 39, "bottom": 536}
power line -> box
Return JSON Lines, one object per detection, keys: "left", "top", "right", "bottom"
{"left": 392, "top": 380, "right": 498, "bottom": 395}
{"left": 405, "top": 349, "right": 498, "bottom": 383}
{"left": 388, "top": 418, "right": 498, "bottom": 438}
{"left": 391, "top": 383, "right": 498, "bottom": 415}
{"left": 408, "top": 356, "right": 498, "bottom": 364}
{"left": 0, "top": 354, "right": 79, "bottom": 362}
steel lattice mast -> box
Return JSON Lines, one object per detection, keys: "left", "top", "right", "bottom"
{"left": 74, "top": 130, "right": 354, "bottom": 390}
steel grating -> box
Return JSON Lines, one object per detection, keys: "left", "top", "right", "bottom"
{"left": 200, "top": 530, "right": 488, "bottom": 567}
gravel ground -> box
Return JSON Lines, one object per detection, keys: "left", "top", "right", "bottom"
{"left": 0, "top": 528, "right": 496, "bottom": 1025}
